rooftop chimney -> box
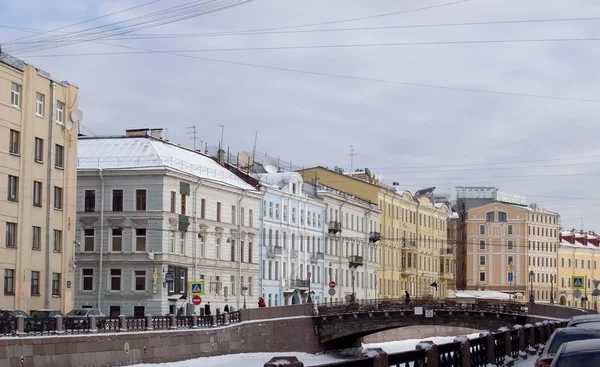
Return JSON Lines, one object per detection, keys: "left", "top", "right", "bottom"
{"left": 125, "top": 128, "right": 164, "bottom": 139}
{"left": 149, "top": 128, "right": 163, "bottom": 139}
{"left": 217, "top": 149, "right": 226, "bottom": 165}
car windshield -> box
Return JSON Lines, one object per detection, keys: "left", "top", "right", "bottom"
{"left": 31, "top": 311, "right": 50, "bottom": 318}
{"left": 67, "top": 310, "right": 88, "bottom": 316}
{"left": 548, "top": 333, "right": 600, "bottom": 354}
{"left": 556, "top": 351, "right": 600, "bottom": 366}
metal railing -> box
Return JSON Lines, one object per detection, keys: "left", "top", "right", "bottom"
{"left": 290, "top": 278, "right": 310, "bottom": 288}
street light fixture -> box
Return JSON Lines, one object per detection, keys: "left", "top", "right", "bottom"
{"left": 529, "top": 270, "right": 535, "bottom": 303}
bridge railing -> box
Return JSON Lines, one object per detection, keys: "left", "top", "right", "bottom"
{"left": 266, "top": 320, "right": 568, "bottom": 367}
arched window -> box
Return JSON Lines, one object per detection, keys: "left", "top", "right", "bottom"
{"left": 498, "top": 211, "right": 508, "bottom": 222}
{"left": 485, "top": 211, "right": 495, "bottom": 222}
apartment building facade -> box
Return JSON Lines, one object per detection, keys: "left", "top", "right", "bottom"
{"left": 558, "top": 230, "right": 600, "bottom": 309}
{"left": 258, "top": 172, "right": 326, "bottom": 306}
{"left": 526, "top": 206, "right": 560, "bottom": 303}
{"left": 74, "top": 130, "right": 261, "bottom": 316}
{"left": 1, "top": 53, "right": 79, "bottom": 312}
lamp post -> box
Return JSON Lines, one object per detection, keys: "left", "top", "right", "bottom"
{"left": 329, "top": 263, "right": 333, "bottom": 306}
{"left": 550, "top": 275, "right": 554, "bottom": 304}
{"left": 529, "top": 270, "right": 535, "bottom": 303}
{"left": 307, "top": 271, "right": 312, "bottom": 304}
{"left": 241, "top": 285, "right": 248, "bottom": 309}
{"left": 352, "top": 273, "right": 356, "bottom": 303}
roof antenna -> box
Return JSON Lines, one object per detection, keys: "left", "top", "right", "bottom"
{"left": 349, "top": 145, "right": 358, "bottom": 173}
{"left": 187, "top": 126, "right": 198, "bottom": 150}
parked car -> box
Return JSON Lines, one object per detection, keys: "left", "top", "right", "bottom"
{"left": 566, "top": 314, "right": 600, "bottom": 327}
{"left": 64, "top": 308, "right": 106, "bottom": 329}
{"left": 549, "top": 338, "right": 600, "bottom": 366}
{"left": 26, "top": 310, "right": 63, "bottom": 332}
{"left": 534, "top": 328, "right": 600, "bottom": 367}
{"left": 0, "top": 310, "right": 28, "bottom": 334}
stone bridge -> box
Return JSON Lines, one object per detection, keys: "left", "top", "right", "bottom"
{"left": 316, "top": 299, "right": 548, "bottom": 349}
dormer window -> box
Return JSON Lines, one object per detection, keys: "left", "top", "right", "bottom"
{"left": 485, "top": 212, "right": 495, "bottom": 222}
{"left": 498, "top": 211, "right": 507, "bottom": 222}
{"left": 292, "top": 183, "right": 297, "bottom": 194}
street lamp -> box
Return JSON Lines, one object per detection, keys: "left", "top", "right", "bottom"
{"left": 307, "top": 271, "right": 312, "bottom": 304}
{"left": 550, "top": 275, "right": 554, "bottom": 304}
{"left": 529, "top": 270, "right": 535, "bottom": 303}
{"left": 241, "top": 286, "right": 248, "bottom": 309}
{"left": 351, "top": 273, "right": 356, "bottom": 303}
{"left": 328, "top": 263, "right": 333, "bottom": 306}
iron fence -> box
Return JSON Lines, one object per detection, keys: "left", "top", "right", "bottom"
{"left": 126, "top": 317, "right": 147, "bottom": 332}
{"left": 0, "top": 319, "right": 15, "bottom": 336}
{"left": 152, "top": 316, "right": 171, "bottom": 331}
{"left": 437, "top": 341, "right": 461, "bottom": 367}
{"left": 176, "top": 316, "right": 193, "bottom": 329}
{"left": 469, "top": 336, "right": 487, "bottom": 367}
{"left": 388, "top": 349, "right": 427, "bottom": 367}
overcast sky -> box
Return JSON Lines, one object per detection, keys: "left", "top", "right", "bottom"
{"left": 2, "top": 0, "right": 600, "bottom": 231}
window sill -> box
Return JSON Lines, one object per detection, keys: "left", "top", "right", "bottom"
{"left": 109, "top": 251, "right": 123, "bottom": 254}
{"left": 52, "top": 295, "right": 61, "bottom": 298}
{"left": 9, "top": 152, "right": 20, "bottom": 157}
{"left": 35, "top": 114, "right": 44, "bottom": 119}
{"left": 33, "top": 204, "right": 42, "bottom": 208}
{"left": 31, "top": 294, "right": 40, "bottom": 297}
{"left": 4, "top": 293, "right": 15, "bottom": 296}
{"left": 55, "top": 166, "right": 64, "bottom": 170}
{"left": 53, "top": 250, "right": 62, "bottom": 254}
{"left": 54, "top": 208, "right": 63, "bottom": 212}
{"left": 56, "top": 121, "right": 64, "bottom": 126}
{"left": 5, "top": 246, "right": 17, "bottom": 250}
{"left": 11, "top": 105, "right": 21, "bottom": 110}
{"left": 32, "top": 248, "right": 41, "bottom": 251}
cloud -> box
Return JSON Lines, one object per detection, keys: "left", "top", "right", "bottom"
{"left": 3, "top": 0, "right": 600, "bottom": 229}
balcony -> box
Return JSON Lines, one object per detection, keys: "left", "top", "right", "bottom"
{"left": 369, "top": 232, "right": 381, "bottom": 243}
{"left": 349, "top": 255, "right": 364, "bottom": 268}
{"left": 289, "top": 278, "right": 310, "bottom": 288}
{"left": 310, "top": 252, "right": 325, "bottom": 263}
{"left": 328, "top": 221, "right": 342, "bottom": 234}
{"left": 267, "top": 246, "right": 283, "bottom": 258}
{"left": 401, "top": 240, "right": 417, "bottom": 250}
{"left": 441, "top": 248, "right": 454, "bottom": 257}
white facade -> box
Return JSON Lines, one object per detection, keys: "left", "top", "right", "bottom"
{"left": 74, "top": 132, "right": 261, "bottom": 316}
{"left": 305, "top": 183, "right": 381, "bottom": 303}
{"left": 259, "top": 173, "right": 326, "bottom": 306}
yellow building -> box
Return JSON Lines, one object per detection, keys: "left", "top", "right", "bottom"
{"left": 298, "top": 167, "right": 453, "bottom": 299}
{"left": 558, "top": 230, "right": 600, "bottom": 309}
{"left": 0, "top": 53, "right": 80, "bottom": 312}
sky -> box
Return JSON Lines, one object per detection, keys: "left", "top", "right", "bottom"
{"left": 1, "top": 0, "right": 600, "bottom": 231}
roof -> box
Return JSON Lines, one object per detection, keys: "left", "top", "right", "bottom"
{"left": 78, "top": 137, "right": 256, "bottom": 190}
{"left": 559, "top": 338, "right": 600, "bottom": 354}
{"left": 258, "top": 172, "right": 302, "bottom": 188}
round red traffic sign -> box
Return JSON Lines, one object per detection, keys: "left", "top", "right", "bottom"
{"left": 329, "top": 281, "right": 336, "bottom": 289}
{"left": 192, "top": 295, "right": 202, "bottom": 305}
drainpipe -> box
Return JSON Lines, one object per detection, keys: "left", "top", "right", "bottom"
{"left": 380, "top": 190, "right": 389, "bottom": 298}
{"left": 338, "top": 198, "right": 348, "bottom": 297}
{"left": 237, "top": 189, "right": 248, "bottom": 310}
{"left": 44, "top": 82, "right": 56, "bottom": 309}
{"left": 364, "top": 205, "right": 374, "bottom": 300}
{"left": 192, "top": 178, "right": 203, "bottom": 283}
{"left": 97, "top": 169, "right": 104, "bottom": 310}
{"left": 258, "top": 187, "right": 267, "bottom": 301}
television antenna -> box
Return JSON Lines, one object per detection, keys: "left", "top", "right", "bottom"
{"left": 348, "top": 145, "right": 358, "bottom": 173}
{"left": 187, "top": 126, "right": 201, "bottom": 150}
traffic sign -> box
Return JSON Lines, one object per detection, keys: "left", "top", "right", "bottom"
{"left": 329, "top": 281, "right": 336, "bottom": 289}
{"left": 573, "top": 276, "right": 584, "bottom": 289}
{"left": 328, "top": 288, "right": 336, "bottom": 296}
{"left": 189, "top": 281, "right": 204, "bottom": 296}
{"left": 192, "top": 295, "right": 202, "bottom": 305}
{"left": 165, "top": 272, "right": 174, "bottom": 283}
{"left": 508, "top": 272, "right": 514, "bottom": 282}
{"left": 425, "top": 310, "right": 434, "bottom": 318}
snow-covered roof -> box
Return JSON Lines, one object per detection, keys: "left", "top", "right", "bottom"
{"left": 449, "top": 212, "right": 460, "bottom": 219}
{"left": 258, "top": 172, "right": 302, "bottom": 188}
{"left": 561, "top": 230, "right": 574, "bottom": 237}
{"left": 78, "top": 137, "right": 256, "bottom": 190}
{"left": 455, "top": 290, "right": 511, "bottom": 300}
{"left": 560, "top": 240, "right": 599, "bottom": 250}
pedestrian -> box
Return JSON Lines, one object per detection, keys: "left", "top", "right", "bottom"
{"left": 404, "top": 291, "right": 411, "bottom": 304}
{"left": 177, "top": 306, "right": 184, "bottom": 316}
{"left": 204, "top": 302, "right": 211, "bottom": 316}
{"left": 224, "top": 304, "right": 229, "bottom": 313}
{"left": 258, "top": 297, "right": 266, "bottom": 308}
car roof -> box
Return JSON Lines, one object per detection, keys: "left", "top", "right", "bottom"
{"left": 559, "top": 338, "right": 600, "bottom": 354}
{"left": 570, "top": 314, "right": 600, "bottom": 321}
{"left": 554, "top": 327, "right": 600, "bottom": 335}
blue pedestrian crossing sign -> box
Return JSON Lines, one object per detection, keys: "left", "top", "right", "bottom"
{"left": 507, "top": 272, "right": 514, "bottom": 282}
{"left": 572, "top": 276, "right": 584, "bottom": 289}
{"left": 189, "top": 281, "right": 204, "bottom": 296}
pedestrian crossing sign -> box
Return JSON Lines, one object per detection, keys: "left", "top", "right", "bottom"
{"left": 189, "top": 281, "right": 204, "bottom": 296}
{"left": 572, "top": 276, "right": 584, "bottom": 289}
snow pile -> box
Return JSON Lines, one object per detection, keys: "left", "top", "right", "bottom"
{"left": 416, "top": 342, "right": 433, "bottom": 351}
{"left": 455, "top": 290, "right": 511, "bottom": 300}
{"left": 454, "top": 335, "right": 469, "bottom": 343}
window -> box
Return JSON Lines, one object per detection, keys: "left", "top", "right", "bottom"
{"left": 479, "top": 240, "right": 486, "bottom": 250}
{"left": 248, "top": 242, "right": 253, "bottom": 263}
{"left": 112, "top": 190, "right": 123, "bottom": 211}
{"left": 498, "top": 211, "right": 507, "bottom": 222}
{"left": 241, "top": 207, "right": 245, "bottom": 226}
{"left": 231, "top": 275, "right": 236, "bottom": 295}
{"left": 4, "top": 269, "right": 14, "bottom": 295}
{"left": 479, "top": 272, "right": 486, "bottom": 282}
{"left": 269, "top": 202, "right": 273, "bottom": 218}
{"left": 181, "top": 194, "right": 186, "bottom": 215}
{"left": 135, "top": 228, "right": 147, "bottom": 252}
{"left": 241, "top": 241, "right": 245, "bottom": 262}
{"left": 32, "top": 226, "right": 41, "bottom": 250}
{"left": 35, "top": 92, "right": 44, "bottom": 116}
{"left": 11, "top": 83, "right": 21, "bottom": 107}
{"left": 7, "top": 175, "right": 18, "bottom": 201}
{"left": 84, "top": 190, "right": 96, "bottom": 212}
{"left": 179, "top": 232, "right": 185, "bottom": 255}
{"left": 170, "top": 191, "right": 176, "bottom": 212}
{"left": 111, "top": 228, "right": 122, "bottom": 252}
{"left": 53, "top": 186, "right": 63, "bottom": 209}
{"left": 216, "top": 237, "right": 221, "bottom": 259}
{"left": 53, "top": 229, "right": 62, "bottom": 252}
{"left": 292, "top": 183, "right": 297, "bottom": 194}
{"left": 135, "top": 189, "right": 147, "bottom": 210}
{"left": 231, "top": 239, "right": 236, "bottom": 262}
{"left": 55, "top": 144, "right": 64, "bottom": 168}
{"left": 56, "top": 101, "right": 64, "bottom": 123}
{"left": 480, "top": 256, "right": 486, "bottom": 265}
{"left": 52, "top": 273, "right": 61, "bottom": 296}
{"left": 82, "top": 269, "right": 94, "bottom": 291}
{"left": 216, "top": 202, "right": 221, "bottom": 222}
{"left": 34, "top": 138, "right": 43, "bottom": 162}
{"left": 31, "top": 181, "right": 42, "bottom": 207}
{"left": 292, "top": 208, "right": 296, "bottom": 223}
{"left": 5, "top": 223, "right": 17, "bottom": 248}
{"left": 479, "top": 225, "right": 485, "bottom": 235}
{"left": 486, "top": 212, "right": 495, "bottom": 222}
{"left": 232, "top": 205, "right": 236, "bottom": 224}
{"left": 135, "top": 270, "right": 146, "bottom": 291}
{"left": 9, "top": 130, "right": 19, "bottom": 154}
{"left": 169, "top": 232, "right": 175, "bottom": 253}
{"left": 31, "top": 271, "right": 40, "bottom": 296}
{"left": 283, "top": 205, "right": 287, "bottom": 221}
{"left": 508, "top": 225, "right": 513, "bottom": 235}
{"left": 200, "top": 198, "right": 206, "bottom": 219}
{"left": 83, "top": 229, "right": 95, "bottom": 252}
{"left": 249, "top": 209, "right": 254, "bottom": 227}
{"left": 507, "top": 240, "right": 514, "bottom": 250}
{"left": 275, "top": 204, "right": 280, "bottom": 219}
{"left": 110, "top": 269, "right": 121, "bottom": 291}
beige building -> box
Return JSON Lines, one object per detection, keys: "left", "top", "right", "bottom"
{"left": 458, "top": 201, "right": 559, "bottom": 303}
{"left": 0, "top": 53, "right": 79, "bottom": 312}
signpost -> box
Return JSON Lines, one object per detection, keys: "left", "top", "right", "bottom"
{"left": 508, "top": 262, "right": 514, "bottom": 300}
{"left": 192, "top": 295, "right": 202, "bottom": 306}
{"left": 165, "top": 272, "right": 174, "bottom": 283}
{"left": 328, "top": 288, "right": 336, "bottom": 297}
{"left": 189, "top": 281, "right": 205, "bottom": 296}
{"left": 573, "top": 276, "right": 584, "bottom": 289}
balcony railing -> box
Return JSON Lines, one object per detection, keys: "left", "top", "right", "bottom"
{"left": 349, "top": 255, "right": 364, "bottom": 268}
{"left": 310, "top": 252, "right": 324, "bottom": 262}
{"left": 289, "top": 279, "right": 310, "bottom": 288}
{"left": 369, "top": 232, "right": 381, "bottom": 243}
{"left": 441, "top": 248, "right": 454, "bottom": 256}
{"left": 267, "top": 246, "right": 283, "bottom": 258}
{"left": 328, "top": 221, "right": 342, "bottom": 234}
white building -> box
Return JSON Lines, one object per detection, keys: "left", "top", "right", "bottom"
{"left": 75, "top": 129, "right": 261, "bottom": 316}
{"left": 258, "top": 172, "right": 326, "bottom": 306}
{"left": 303, "top": 182, "right": 381, "bottom": 303}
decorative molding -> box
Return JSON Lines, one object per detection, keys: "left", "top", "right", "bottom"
{"left": 168, "top": 218, "right": 179, "bottom": 231}
{"left": 230, "top": 229, "right": 239, "bottom": 237}
{"left": 107, "top": 217, "right": 125, "bottom": 229}
{"left": 79, "top": 217, "right": 98, "bottom": 229}
{"left": 215, "top": 226, "right": 224, "bottom": 235}
{"left": 240, "top": 231, "right": 247, "bottom": 240}
{"left": 131, "top": 218, "right": 149, "bottom": 228}
{"left": 199, "top": 224, "right": 209, "bottom": 233}
{"left": 247, "top": 232, "right": 256, "bottom": 239}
